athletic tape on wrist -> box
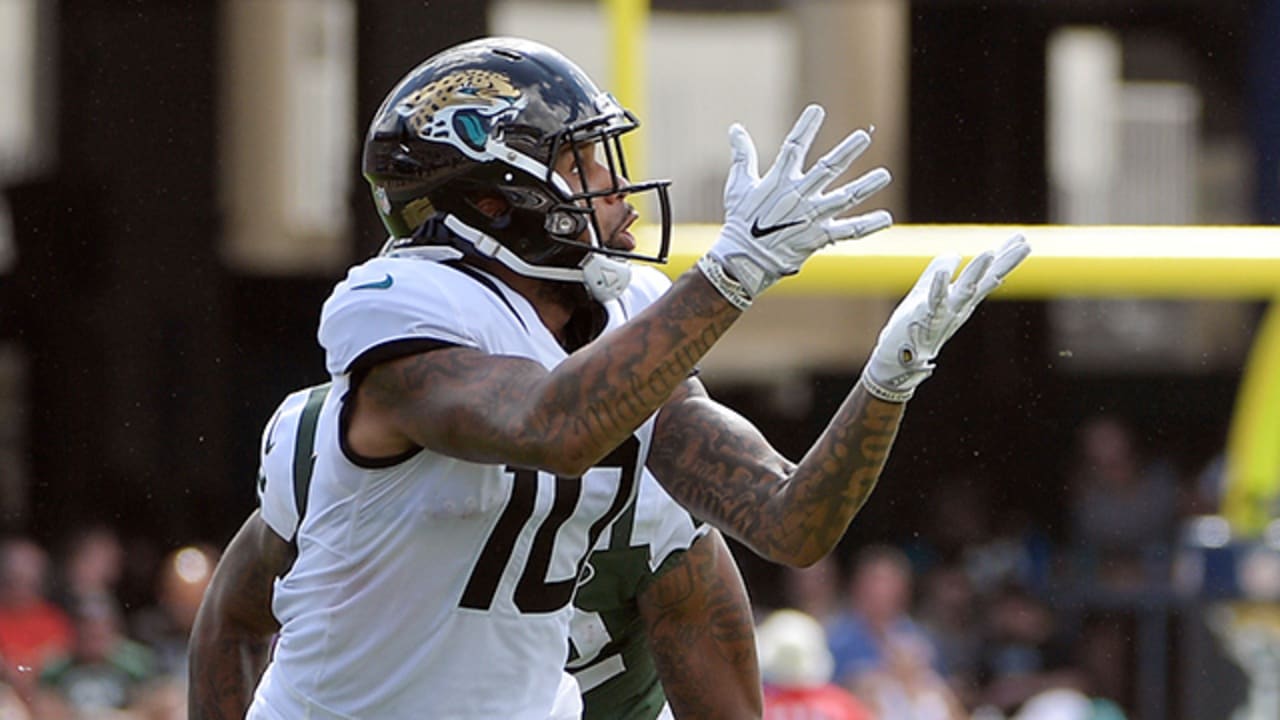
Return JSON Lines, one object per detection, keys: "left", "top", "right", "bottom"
{"left": 697, "top": 255, "right": 753, "bottom": 311}
{"left": 858, "top": 373, "right": 914, "bottom": 403}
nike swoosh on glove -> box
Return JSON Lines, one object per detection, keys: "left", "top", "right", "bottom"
{"left": 700, "top": 104, "right": 894, "bottom": 307}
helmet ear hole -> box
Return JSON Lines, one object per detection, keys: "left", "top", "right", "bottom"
{"left": 467, "top": 193, "right": 510, "bottom": 220}
{"left": 464, "top": 193, "right": 516, "bottom": 233}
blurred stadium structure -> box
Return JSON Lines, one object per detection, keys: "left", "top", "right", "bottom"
{"left": 1, "top": 1, "right": 1279, "bottom": 719}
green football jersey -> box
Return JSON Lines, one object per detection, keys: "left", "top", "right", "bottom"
{"left": 568, "top": 473, "right": 707, "bottom": 720}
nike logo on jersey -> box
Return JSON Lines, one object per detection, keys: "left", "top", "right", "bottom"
{"left": 352, "top": 273, "right": 394, "bottom": 291}
{"left": 750, "top": 217, "right": 805, "bottom": 238}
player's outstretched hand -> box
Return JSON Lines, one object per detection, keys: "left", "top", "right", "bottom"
{"left": 861, "top": 233, "right": 1031, "bottom": 402}
{"left": 698, "top": 104, "right": 893, "bottom": 309}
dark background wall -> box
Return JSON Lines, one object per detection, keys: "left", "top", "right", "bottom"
{"left": 9, "top": 1, "right": 229, "bottom": 544}
{"left": 3, "top": 0, "right": 486, "bottom": 548}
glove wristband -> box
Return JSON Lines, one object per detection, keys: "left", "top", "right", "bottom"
{"left": 697, "top": 255, "right": 753, "bottom": 311}
{"left": 858, "top": 373, "right": 915, "bottom": 404}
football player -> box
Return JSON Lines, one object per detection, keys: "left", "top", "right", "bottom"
{"left": 566, "top": 473, "right": 760, "bottom": 718}
{"left": 193, "top": 383, "right": 760, "bottom": 719}
{"left": 190, "top": 35, "right": 1028, "bottom": 720}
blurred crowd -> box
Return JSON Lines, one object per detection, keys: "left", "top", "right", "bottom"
{"left": 0, "top": 527, "right": 215, "bottom": 720}
{"left": 758, "top": 411, "right": 1227, "bottom": 720}
{"left": 757, "top": 545, "right": 1129, "bottom": 720}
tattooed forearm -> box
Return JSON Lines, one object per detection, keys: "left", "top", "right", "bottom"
{"left": 541, "top": 270, "right": 741, "bottom": 464}
{"left": 362, "top": 269, "right": 742, "bottom": 476}
{"left": 651, "top": 379, "right": 905, "bottom": 567}
{"left": 189, "top": 512, "right": 291, "bottom": 720}
{"left": 642, "top": 531, "right": 762, "bottom": 720}
{"left": 568, "top": 310, "right": 732, "bottom": 447}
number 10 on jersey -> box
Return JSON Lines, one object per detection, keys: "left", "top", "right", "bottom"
{"left": 459, "top": 437, "right": 641, "bottom": 614}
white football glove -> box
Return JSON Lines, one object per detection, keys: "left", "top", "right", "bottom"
{"left": 699, "top": 104, "right": 893, "bottom": 309}
{"left": 861, "top": 233, "right": 1032, "bottom": 403}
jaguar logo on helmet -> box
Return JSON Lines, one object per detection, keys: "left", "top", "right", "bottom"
{"left": 395, "top": 70, "right": 528, "bottom": 159}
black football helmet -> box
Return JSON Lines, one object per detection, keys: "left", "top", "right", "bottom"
{"left": 363, "top": 37, "right": 672, "bottom": 302}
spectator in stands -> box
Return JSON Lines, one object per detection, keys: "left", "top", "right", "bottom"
{"left": 1067, "top": 415, "right": 1178, "bottom": 591}
{"left": 1070, "top": 615, "right": 1131, "bottom": 719}
{"left": 0, "top": 537, "right": 72, "bottom": 704}
{"left": 829, "top": 545, "right": 936, "bottom": 685}
{"left": 910, "top": 476, "right": 1052, "bottom": 598}
{"left": 53, "top": 525, "right": 124, "bottom": 615}
{"left": 1185, "top": 449, "right": 1226, "bottom": 517}
{"left": 759, "top": 608, "right": 873, "bottom": 720}
{"left": 39, "top": 593, "right": 155, "bottom": 718}
{"left": 969, "top": 583, "right": 1129, "bottom": 719}
{"left": 917, "top": 563, "right": 983, "bottom": 706}
{"left": 828, "top": 545, "right": 966, "bottom": 719}
{"left": 977, "top": 584, "right": 1083, "bottom": 715}
{"left": 908, "top": 474, "right": 993, "bottom": 570}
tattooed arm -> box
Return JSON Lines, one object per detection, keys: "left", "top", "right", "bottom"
{"left": 188, "top": 511, "right": 292, "bottom": 720}
{"left": 350, "top": 269, "right": 742, "bottom": 477}
{"left": 648, "top": 378, "right": 904, "bottom": 567}
{"left": 641, "top": 530, "right": 762, "bottom": 720}
{"left": 646, "top": 236, "right": 1030, "bottom": 566}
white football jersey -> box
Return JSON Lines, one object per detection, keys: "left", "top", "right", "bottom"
{"left": 248, "top": 256, "right": 672, "bottom": 720}
{"left": 255, "top": 386, "right": 704, "bottom": 720}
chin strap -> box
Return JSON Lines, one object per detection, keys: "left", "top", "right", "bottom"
{"left": 579, "top": 253, "right": 632, "bottom": 302}
{"left": 440, "top": 214, "right": 632, "bottom": 302}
